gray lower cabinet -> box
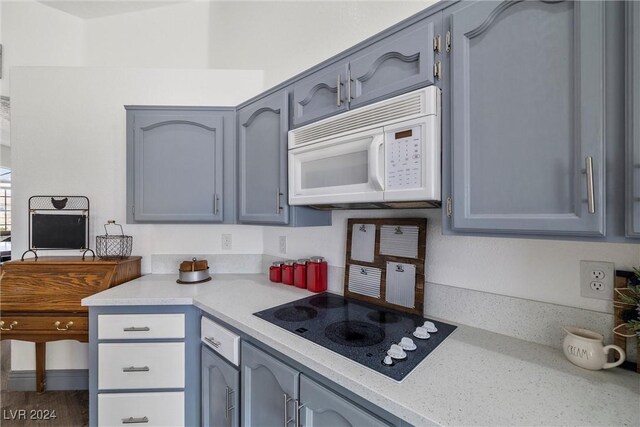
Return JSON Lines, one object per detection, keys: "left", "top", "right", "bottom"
{"left": 202, "top": 346, "right": 240, "bottom": 427}
{"left": 292, "top": 18, "right": 439, "bottom": 128}
{"left": 627, "top": 1, "right": 640, "bottom": 237}
{"left": 237, "top": 91, "right": 331, "bottom": 227}
{"left": 241, "top": 342, "right": 392, "bottom": 427}
{"left": 241, "top": 342, "right": 299, "bottom": 427}
{"left": 299, "top": 375, "right": 390, "bottom": 427}
{"left": 126, "top": 106, "right": 235, "bottom": 223}
{"left": 448, "top": 0, "right": 606, "bottom": 236}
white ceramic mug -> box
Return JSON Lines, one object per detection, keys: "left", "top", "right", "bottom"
{"left": 563, "top": 326, "right": 626, "bottom": 370}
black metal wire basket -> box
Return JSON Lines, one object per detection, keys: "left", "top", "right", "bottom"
{"left": 96, "top": 221, "right": 133, "bottom": 259}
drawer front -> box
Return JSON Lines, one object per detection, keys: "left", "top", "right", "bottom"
{"left": 0, "top": 315, "right": 87, "bottom": 333}
{"left": 98, "top": 392, "right": 184, "bottom": 427}
{"left": 98, "top": 343, "right": 184, "bottom": 390}
{"left": 98, "top": 314, "right": 184, "bottom": 340}
{"left": 201, "top": 317, "right": 240, "bottom": 366}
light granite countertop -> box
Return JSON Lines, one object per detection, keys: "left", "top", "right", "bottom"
{"left": 82, "top": 274, "right": 640, "bottom": 426}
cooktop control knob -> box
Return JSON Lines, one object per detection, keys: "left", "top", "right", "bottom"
{"left": 399, "top": 337, "right": 417, "bottom": 351}
{"left": 383, "top": 355, "right": 394, "bottom": 366}
{"left": 423, "top": 321, "right": 438, "bottom": 333}
{"left": 387, "top": 344, "right": 407, "bottom": 360}
{"left": 413, "top": 326, "right": 431, "bottom": 340}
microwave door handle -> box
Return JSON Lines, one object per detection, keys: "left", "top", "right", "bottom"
{"left": 368, "top": 134, "right": 385, "bottom": 190}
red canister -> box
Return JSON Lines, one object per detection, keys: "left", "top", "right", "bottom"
{"left": 269, "top": 261, "right": 283, "bottom": 283}
{"left": 306, "top": 256, "right": 328, "bottom": 293}
{"left": 294, "top": 259, "right": 309, "bottom": 289}
{"left": 281, "top": 260, "right": 296, "bottom": 285}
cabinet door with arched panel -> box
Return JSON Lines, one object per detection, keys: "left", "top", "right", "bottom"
{"left": 298, "top": 375, "right": 391, "bottom": 427}
{"left": 448, "top": 0, "right": 606, "bottom": 236}
{"left": 292, "top": 63, "right": 349, "bottom": 128}
{"left": 349, "top": 16, "right": 439, "bottom": 109}
{"left": 238, "top": 90, "right": 289, "bottom": 224}
{"left": 241, "top": 342, "right": 299, "bottom": 427}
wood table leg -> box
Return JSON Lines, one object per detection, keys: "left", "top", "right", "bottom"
{"left": 35, "top": 342, "right": 46, "bottom": 392}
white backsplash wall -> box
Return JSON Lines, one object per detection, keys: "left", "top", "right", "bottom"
{"left": 9, "top": 67, "right": 265, "bottom": 371}
{"left": 263, "top": 210, "right": 639, "bottom": 314}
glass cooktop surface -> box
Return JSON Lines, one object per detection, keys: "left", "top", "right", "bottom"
{"left": 254, "top": 293, "right": 456, "bottom": 381}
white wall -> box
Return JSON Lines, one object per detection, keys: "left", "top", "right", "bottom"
{"left": 84, "top": 1, "right": 211, "bottom": 69}
{"left": 0, "top": 0, "right": 85, "bottom": 96}
{"left": 9, "top": 67, "right": 264, "bottom": 370}
{"left": 263, "top": 210, "right": 640, "bottom": 314}
{"left": 209, "top": 1, "right": 435, "bottom": 88}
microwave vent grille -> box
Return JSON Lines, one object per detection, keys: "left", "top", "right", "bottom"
{"left": 291, "top": 89, "right": 427, "bottom": 146}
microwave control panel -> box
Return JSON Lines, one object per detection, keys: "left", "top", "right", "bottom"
{"left": 386, "top": 125, "right": 422, "bottom": 190}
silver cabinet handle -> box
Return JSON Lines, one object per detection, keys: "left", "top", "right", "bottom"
{"left": 336, "top": 75, "right": 342, "bottom": 106}
{"left": 347, "top": 69, "right": 353, "bottom": 102}
{"left": 122, "top": 366, "right": 149, "bottom": 372}
{"left": 283, "top": 393, "right": 293, "bottom": 427}
{"left": 225, "top": 386, "right": 235, "bottom": 420}
{"left": 295, "top": 399, "right": 305, "bottom": 427}
{"left": 214, "top": 194, "right": 220, "bottom": 215}
{"left": 205, "top": 336, "right": 221, "bottom": 348}
{"left": 276, "top": 188, "right": 283, "bottom": 213}
{"left": 122, "top": 417, "right": 149, "bottom": 424}
{"left": 585, "top": 156, "right": 595, "bottom": 214}
{"left": 123, "top": 326, "right": 150, "bottom": 332}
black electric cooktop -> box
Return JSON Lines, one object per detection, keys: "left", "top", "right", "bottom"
{"left": 254, "top": 293, "right": 456, "bottom": 382}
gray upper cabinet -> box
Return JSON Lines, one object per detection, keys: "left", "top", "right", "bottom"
{"left": 349, "top": 16, "right": 438, "bottom": 109}
{"left": 292, "top": 17, "right": 439, "bottom": 128}
{"left": 238, "top": 90, "right": 289, "bottom": 224}
{"left": 241, "top": 342, "right": 299, "bottom": 427}
{"left": 126, "top": 107, "right": 235, "bottom": 223}
{"left": 292, "top": 62, "right": 350, "bottom": 128}
{"left": 202, "top": 346, "right": 239, "bottom": 427}
{"left": 628, "top": 1, "right": 640, "bottom": 237}
{"left": 299, "top": 375, "right": 390, "bottom": 427}
{"left": 237, "top": 91, "right": 331, "bottom": 227}
{"left": 448, "top": 0, "right": 606, "bottom": 236}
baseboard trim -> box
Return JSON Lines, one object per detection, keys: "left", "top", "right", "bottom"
{"left": 6, "top": 369, "right": 88, "bottom": 391}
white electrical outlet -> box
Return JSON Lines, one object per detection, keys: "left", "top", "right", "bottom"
{"left": 580, "top": 260, "right": 614, "bottom": 300}
{"left": 222, "top": 234, "right": 232, "bottom": 250}
{"left": 279, "top": 236, "right": 287, "bottom": 254}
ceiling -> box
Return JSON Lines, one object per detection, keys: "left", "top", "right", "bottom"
{"left": 37, "top": 0, "right": 189, "bottom": 19}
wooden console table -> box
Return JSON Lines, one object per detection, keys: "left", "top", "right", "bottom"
{"left": 0, "top": 256, "right": 142, "bottom": 392}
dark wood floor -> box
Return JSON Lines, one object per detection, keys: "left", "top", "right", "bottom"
{"left": 0, "top": 341, "right": 89, "bottom": 426}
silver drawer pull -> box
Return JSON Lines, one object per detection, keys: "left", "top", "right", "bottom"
{"left": 122, "top": 416, "right": 149, "bottom": 424}
{"left": 122, "top": 366, "right": 150, "bottom": 372}
{"left": 123, "top": 326, "right": 150, "bottom": 332}
{"left": 205, "top": 336, "right": 221, "bottom": 348}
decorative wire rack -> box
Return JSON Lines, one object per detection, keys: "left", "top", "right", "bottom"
{"left": 22, "top": 195, "right": 94, "bottom": 260}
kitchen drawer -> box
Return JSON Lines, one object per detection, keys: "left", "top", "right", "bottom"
{"left": 98, "top": 313, "right": 184, "bottom": 340}
{"left": 98, "top": 342, "right": 184, "bottom": 390}
{"left": 98, "top": 392, "right": 184, "bottom": 427}
{"left": 201, "top": 316, "right": 240, "bottom": 366}
{"left": 0, "top": 315, "right": 87, "bottom": 335}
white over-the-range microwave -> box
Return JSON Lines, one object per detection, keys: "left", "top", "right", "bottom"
{"left": 288, "top": 86, "right": 441, "bottom": 209}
